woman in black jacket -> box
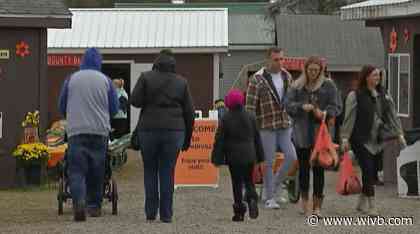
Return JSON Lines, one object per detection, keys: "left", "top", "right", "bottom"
{"left": 211, "top": 89, "right": 265, "bottom": 222}
{"left": 341, "top": 65, "right": 406, "bottom": 216}
{"left": 131, "top": 52, "right": 194, "bottom": 223}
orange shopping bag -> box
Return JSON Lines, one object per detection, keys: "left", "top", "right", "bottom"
{"left": 336, "top": 152, "right": 362, "bottom": 195}
{"left": 310, "top": 120, "right": 338, "bottom": 169}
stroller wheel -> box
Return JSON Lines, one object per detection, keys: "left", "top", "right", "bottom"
{"left": 111, "top": 179, "right": 118, "bottom": 215}
{"left": 58, "top": 179, "right": 64, "bottom": 215}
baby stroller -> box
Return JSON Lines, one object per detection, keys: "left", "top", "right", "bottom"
{"left": 57, "top": 148, "right": 119, "bottom": 215}
{"left": 253, "top": 153, "right": 300, "bottom": 204}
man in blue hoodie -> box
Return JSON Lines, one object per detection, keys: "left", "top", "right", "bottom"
{"left": 58, "top": 48, "right": 119, "bottom": 222}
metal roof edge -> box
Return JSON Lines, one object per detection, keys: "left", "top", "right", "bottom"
{"left": 0, "top": 14, "right": 72, "bottom": 18}
{"left": 70, "top": 8, "right": 228, "bottom": 12}
{"left": 48, "top": 47, "right": 228, "bottom": 54}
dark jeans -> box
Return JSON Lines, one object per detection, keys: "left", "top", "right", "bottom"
{"left": 139, "top": 130, "right": 185, "bottom": 221}
{"left": 352, "top": 143, "right": 377, "bottom": 197}
{"left": 67, "top": 134, "right": 108, "bottom": 209}
{"left": 228, "top": 163, "right": 258, "bottom": 205}
{"left": 297, "top": 148, "right": 325, "bottom": 197}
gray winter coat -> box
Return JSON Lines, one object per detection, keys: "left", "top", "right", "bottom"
{"left": 285, "top": 75, "right": 342, "bottom": 148}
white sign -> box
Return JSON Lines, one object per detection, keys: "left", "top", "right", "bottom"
{"left": 0, "top": 112, "right": 2, "bottom": 139}
{"left": 0, "top": 50, "right": 9, "bottom": 59}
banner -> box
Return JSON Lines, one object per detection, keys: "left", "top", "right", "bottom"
{"left": 174, "top": 120, "right": 219, "bottom": 188}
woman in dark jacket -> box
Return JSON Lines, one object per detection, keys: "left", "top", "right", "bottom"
{"left": 285, "top": 56, "right": 341, "bottom": 216}
{"left": 211, "top": 89, "right": 265, "bottom": 222}
{"left": 341, "top": 65, "right": 406, "bottom": 216}
{"left": 131, "top": 53, "right": 195, "bottom": 223}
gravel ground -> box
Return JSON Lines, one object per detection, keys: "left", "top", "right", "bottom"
{"left": 0, "top": 150, "right": 419, "bottom": 234}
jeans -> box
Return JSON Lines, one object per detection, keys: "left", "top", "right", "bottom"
{"left": 67, "top": 134, "right": 108, "bottom": 209}
{"left": 296, "top": 148, "right": 325, "bottom": 197}
{"left": 139, "top": 130, "right": 185, "bottom": 221}
{"left": 260, "top": 128, "right": 297, "bottom": 200}
{"left": 228, "top": 163, "right": 258, "bottom": 205}
{"left": 352, "top": 143, "right": 378, "bottom": 197}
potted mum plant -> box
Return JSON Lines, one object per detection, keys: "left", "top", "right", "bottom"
{"left": 13, "top": 111, "right": 49, "bottom": 185}
{"left": 13, "top": 143, "right": 49, "bottom": 185}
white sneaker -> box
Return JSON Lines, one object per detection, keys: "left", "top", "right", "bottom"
{"left": 265, "top": 199, "right": 281, "bottom": 209}
{"left": 277, "top": 196, "right": 288, "bottom": 204}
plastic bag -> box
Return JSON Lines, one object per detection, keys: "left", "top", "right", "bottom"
{"left": 336, "top": 152, "right": 362, "bottom": 195}
{"left": 310, "top": 120, "right": 338, "bottom": 169}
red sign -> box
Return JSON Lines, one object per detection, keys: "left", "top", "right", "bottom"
{"left": 283, "top": 57, "right": 327, "bottom": 71}
{"left": 48, "top": 55, "right": 82, "bottom": 66}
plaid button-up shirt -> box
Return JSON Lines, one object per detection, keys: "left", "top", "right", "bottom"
{"left": 245, "top": 68, "right": 292, "bottom": 130}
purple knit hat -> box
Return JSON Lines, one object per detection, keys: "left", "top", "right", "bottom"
{"left": 225, "top": 89, "right": 245, "bottom": 110}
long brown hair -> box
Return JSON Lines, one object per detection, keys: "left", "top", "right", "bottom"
{"left": 358, "top": 65, "right": 377, "bottom": 90}
{"left": 304, "top": 56, "right": 324, "bottom": 81}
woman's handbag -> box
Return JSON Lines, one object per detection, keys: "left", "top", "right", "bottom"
{"left": 130, "top": 124, "right": 140, "bottom": 151}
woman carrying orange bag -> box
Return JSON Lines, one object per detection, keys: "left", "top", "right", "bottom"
{"left": 285, "top": 56, "right": 341, "bottom": 216}
{"left": 340, "top": 65, "right": 406, "bottom": 216}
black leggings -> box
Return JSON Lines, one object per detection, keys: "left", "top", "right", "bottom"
{"left": 297, "top": 148, "right": 325, "bottom": 197}
{"left": 352, "top": 143, "right": 378, "bottom": 197}
{"left": 228, "top": 163, "right": 258, "bottom": 204}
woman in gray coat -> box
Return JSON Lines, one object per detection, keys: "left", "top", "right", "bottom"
{"left": 285, "top": 56, "right": 341, "bottom": 216}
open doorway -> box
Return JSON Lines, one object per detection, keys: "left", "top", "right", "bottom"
{"left": 413, "top": 35, "right": 420, "bottom": 128}
{"left": 102, "top": 63, "right": 131, "bottom": 139}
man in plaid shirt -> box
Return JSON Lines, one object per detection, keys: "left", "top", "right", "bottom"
{"left": 246, "top": 48, "right": 297, "bottom": 209}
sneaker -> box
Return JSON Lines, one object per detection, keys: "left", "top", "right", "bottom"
{"left": 277, "top": 196, "right": 288, "bottom": 204}
{"left": 265, "top": 199, "right": 280, "bottom": 209}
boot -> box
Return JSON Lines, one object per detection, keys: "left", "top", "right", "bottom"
{"left": 87, "top": 207, "right": 102, "bottom": 217}
{"left": 313, "top": 195, "right": 324, "bottom": 217}
{"left": 299, "top": 192, "right": 310, "bottom": 216}
{"left": 232, "top": 203, "right": 246, "bottom": 222}
{"left": 73, "top": 202, "right": 86, "bottom": 222}
{"left": 367, "top": 197, "right": 379, "bottom": 216}
{"left": 356, "top": 194, "right": 367, "bottom": 213}
{"left": 247, "top": 199, "right": 259, "bottom": 219}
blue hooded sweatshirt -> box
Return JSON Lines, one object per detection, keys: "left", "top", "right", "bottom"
{"left": 58, "top": 48, "right": 119, "bottom": 137}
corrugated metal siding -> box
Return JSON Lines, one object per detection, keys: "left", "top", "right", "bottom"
{"left": 219, "top": 51, "right": 266, "bottom": 98}
{"left": 229, "top": 14, "right": 275, "bottom": 45}
{"left": 340, "top": 0, "right": 418, "bottom": 20}
{"left": 276, "top": 15, "right": 384, "bottom": 68}
{"left": 48, "top": 8, "right": 228, "bottom": 49}
{"left": 341, "top": 0, "right": 411, "bottom": 9}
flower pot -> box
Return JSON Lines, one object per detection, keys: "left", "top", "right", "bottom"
{"left": 24, "top": 164, "right": 42, "bottom": 185}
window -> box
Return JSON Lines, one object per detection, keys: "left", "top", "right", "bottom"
{"left": 388, "top": 54, "right": 410, "bottom": 117}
